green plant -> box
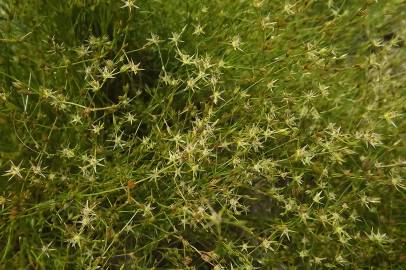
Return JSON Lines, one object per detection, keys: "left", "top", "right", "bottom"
{"left": 0, "top": 0, "right": 405, "bottom": 269}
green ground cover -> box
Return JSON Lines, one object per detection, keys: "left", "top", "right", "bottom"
{"left": 0, "top": 0, "right": 405, "bottom": 269}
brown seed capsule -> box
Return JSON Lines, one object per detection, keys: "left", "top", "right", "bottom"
{"left": 9, "top": 207, "right": 18, "bottom": 220}
{"left": 127, "top": 180, "right": 136, "bottom": 190}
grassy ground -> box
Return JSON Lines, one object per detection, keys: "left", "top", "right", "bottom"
{"left": 0, "top": 0, "right": 405, "bottom": 269}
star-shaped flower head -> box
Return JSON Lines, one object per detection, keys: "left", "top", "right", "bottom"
{"left": 3, "top": 160, "right": 23, "bottom": 181}
{"left": 121, "top": 0, "right": 139, "bottom": 12}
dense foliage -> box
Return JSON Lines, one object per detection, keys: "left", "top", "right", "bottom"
{"left": 0, "top": 0, "right": 405, "bottom": 269}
